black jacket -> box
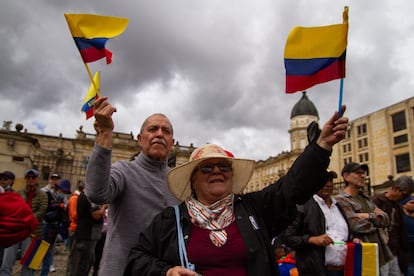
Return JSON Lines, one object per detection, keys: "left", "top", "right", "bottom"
{"left": 124, "top": 143, "right": 333, "bottom": 276}
{"left": 279, "top": 197, "right": 351, "bottom": 276}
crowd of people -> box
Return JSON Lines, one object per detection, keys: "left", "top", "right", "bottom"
{"left": 1, "top": 97, "right": 414, "bottom": 276}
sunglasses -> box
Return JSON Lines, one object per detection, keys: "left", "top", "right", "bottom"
{"left": 0, "top": 177, "right": 9, "bottom": 181}
{"left": 198, "top": 162, "right": 232, "bottom": 174}
{"left": 25, "top": 176, "right": 37, "bottom": 179}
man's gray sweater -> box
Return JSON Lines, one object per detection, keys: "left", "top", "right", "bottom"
{"left": 85, "top": 144, "right": 179, "bottom": 276}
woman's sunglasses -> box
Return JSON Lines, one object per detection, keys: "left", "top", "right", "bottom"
{"left": 198, "top": 162, "right": 232, "bottom": 174}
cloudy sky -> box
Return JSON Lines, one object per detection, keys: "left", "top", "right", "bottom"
{"left": 0, "top": 0, "right": 412, "bottom": 161}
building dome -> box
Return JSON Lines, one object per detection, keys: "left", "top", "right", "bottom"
{"left": 290, "top": 91, "right": 319, "bottom": 119}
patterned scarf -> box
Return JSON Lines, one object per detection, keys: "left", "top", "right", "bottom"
{"left": 186, "top": 194, "right": 235, "bottom": 247}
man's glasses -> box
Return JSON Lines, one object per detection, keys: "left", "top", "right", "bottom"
{"left": 0, "top": 177, "right": 9, "bottom": 181}
{"left": 25, "top": 176, "right": 37, "bottom": 179}
{"left": 198, "top": 162, "right": 232, "bottom": 174}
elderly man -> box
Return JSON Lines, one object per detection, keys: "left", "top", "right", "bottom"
{"left": 335, "top": 162, "right": 393, "bottom": 275}
{"left": 372, "top": 175, "right": 414, "bottom": 275}
{"left": 85, "top": 96, "right": 179, "bottom": 276}
{"left": 0, "top": 169, "right": 48, "bottom": 276}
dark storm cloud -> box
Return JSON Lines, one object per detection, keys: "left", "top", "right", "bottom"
{"left": 0, "top": 0, "right": 413, "bottom": 160}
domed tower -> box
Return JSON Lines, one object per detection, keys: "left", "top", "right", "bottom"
{"left": 289, "top": 91, "right": 319, "bottom": 152}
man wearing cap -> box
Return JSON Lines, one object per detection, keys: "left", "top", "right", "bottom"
{"left": 280, "top": 171, "right": 353, "bottom": 275}
{"left": 372, "top": 175, "right": 414, "bottom": 275}
{"left": 41, "top": 177, "right": 71, "bottom": 275}
{"left": 335, "top": 162, "right": 393, "bottom": 275}
{"left": 86, "top": 98, "right": 179, "bottom": 276}
{"left": 0, "top": 171, "right": 15, "bottom": 192}
{"left": 0, "top": 169, "right": 48, "bottom": 276}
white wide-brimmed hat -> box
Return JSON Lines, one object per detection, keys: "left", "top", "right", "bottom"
{"left": 167, "top": 144, "right": 255, "bottom": 201}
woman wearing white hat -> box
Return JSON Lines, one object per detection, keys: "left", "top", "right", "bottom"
{"left": 124, "top": 107, "right": 349, "bottom": 276}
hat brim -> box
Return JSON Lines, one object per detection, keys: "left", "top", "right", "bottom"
{"left": 168, "top": 157, "right": 255, "bottom": 201}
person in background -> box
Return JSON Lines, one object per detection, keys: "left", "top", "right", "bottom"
{"left": 274, "top": 244, "right": 298, "bottom": 276}
{"left": 66, "top": 181, "right": 85, "bottom": 276}
{"left": 92, "top": 207, "right": 108, "bottom": 276}
{"left": 40, "top": 177, "right": 70, "bottom": 275}
{"left": 280, "top": 171, "right": 353, "bottom": 276}
{"left": 0, "top": 170, "right": 15, "bottom": 267}
{"left": 335, "top": 162, "right": 393, "bottom": 275}
{"left": 0, "top": 171, "right": 15, "bottom": 192}
{"left": 124, "top": 107, "right": 349, "bottom": 276}
{"left": 68, "top": 190, "right": 107, "bottom": 276}
{"left": 85, "top": 96, "right": 179, "bottom": 276}
{"left": 0, "top": 169, "right": 48, "bottom": 276}
{"left": 400, "top": 196, "right": 414, "bottom": 275}
{"left": 372, "top": 176, "right": 414, "bottom": 275}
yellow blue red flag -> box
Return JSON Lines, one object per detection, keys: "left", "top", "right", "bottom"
{"left": 64, "top": 14, "right": 128, "bottom": 64}
{"left": 20, "top": 236, "right": 50, "bottom": 270}
{"left": 345, "top": 242, "right": 379, "bottom": 276}
{"left": 284, "top": 7, "right": 348, "bottom": 93}
{"left": 81, "top": 71, "right": 101, "bottom": 120}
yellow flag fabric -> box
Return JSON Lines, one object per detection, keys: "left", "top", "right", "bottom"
{"left": 81, "top": 71, "right": 101, "bottom": 119}
{"left": 284, "top": 23, "right": 348, "bottom": 59}
{"left": 64, "top": 14, "right": 128, "bottom": 39}
{"left": 361, "top": 243, "right": 379, "bottom": 276}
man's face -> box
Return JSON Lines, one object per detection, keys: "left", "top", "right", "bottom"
{"left": 393, "top": 186, "right": 412, "bottom": 202}
{"left": 25, "top": 173, "right": 39, "bottom": 188}
{"left": 137, "top": 115, "right": 174, "bottom": 161}
{"left": 343, "top": 169, "right": 366, "bottom": 189}
{"left": 0, "top": 177, "right": 12, "bottom": 188}
{"left": 316, "top": 180, "right": 334, "bottom": 199}
{"left": 49, "top": 177, "right": 60, "bottom": 188}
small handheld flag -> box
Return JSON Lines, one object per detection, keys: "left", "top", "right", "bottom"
{"left": 345, "top": 242, "right": 379, "bottom": 276}
{"left": 81, "top": 71, "right": 101, "bottom": 120}
{"left": 284, "top": 7, "right": 349, "bottom": 94}
{"left": 20, "top": 236, "right": 50, "bottom": 270}
{"left": 64, "top": 14, "right": 129, "bottom": 64}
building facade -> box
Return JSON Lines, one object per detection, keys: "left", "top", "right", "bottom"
{"left": 1, "top": 94, "right": 412, "bottom": 193}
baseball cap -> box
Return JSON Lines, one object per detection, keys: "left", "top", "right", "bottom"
{"left": 341, "top": 162, "right": 368, "bottom": 176}
{"left": 0, "top": 171, "right": 15, "bottom": 180}
{"left": 50, "top": 173, "right": 61, "bottom": 179}
{"left": 24, "top": 169, "right": 39, "bottom": 178}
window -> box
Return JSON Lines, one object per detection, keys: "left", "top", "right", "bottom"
{"left": 396, "top": 153, "right": 411, "bottom": 173}
{"left": 357, "top": 124, "right": 367, "bottom": 136}
{"left": 358, "top": 138, "right": 368, "bottom": 149}
{"left": 343, "top": 143, "right": 352, "bottom": 153}
{"left": 394, "top": 134, "right": 408, "bottom": 144}
{"left": 359, "top": 153, "right": 369, "bottom": 163}
{"left": 392, "top": 111, "right": 406, "bottom": 132}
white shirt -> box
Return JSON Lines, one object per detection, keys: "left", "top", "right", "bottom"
{"left": 313, "top": 194, "right": 349, "bottom": 266}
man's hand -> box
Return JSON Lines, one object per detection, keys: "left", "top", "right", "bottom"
{"left": 317, "top": 105, "right": 349, "bottom": 151}
{"left": 94, "top": 96, "right": 116, "bottom": 133}
{"left": 308, "top": 234, "right": 334, "bottom": 247}
{"left": 93, "top": 97, "right": 116, "bottom": 149}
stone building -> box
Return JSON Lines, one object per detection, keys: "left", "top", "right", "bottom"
{"left": 0, "top": 123, "right": 193, "bottom": 191}
{"left": 1, "top": 93, "right": 413, "bottom": 193}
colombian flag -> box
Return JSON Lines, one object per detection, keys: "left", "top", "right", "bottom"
{"left": 284, "top": 7, "right": 348, "bottom": 93}
{"left": 344, "top": 242, "right": 379, "bottom": 276}
{"left": 20, "top": 236, "right": 50, "bottom": 270}
{"left": 81, "top": 71, "right": 101, "bottom": 119}
{"left": 64, "top": 14, "right": 129, "bottom": 64}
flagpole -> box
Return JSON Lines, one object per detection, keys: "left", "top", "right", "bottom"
{"left": 338, "top": 78, "right": 344, "bottom": 117}
{"left": 83, "top": 63, "right": 100, "bottom": 96}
